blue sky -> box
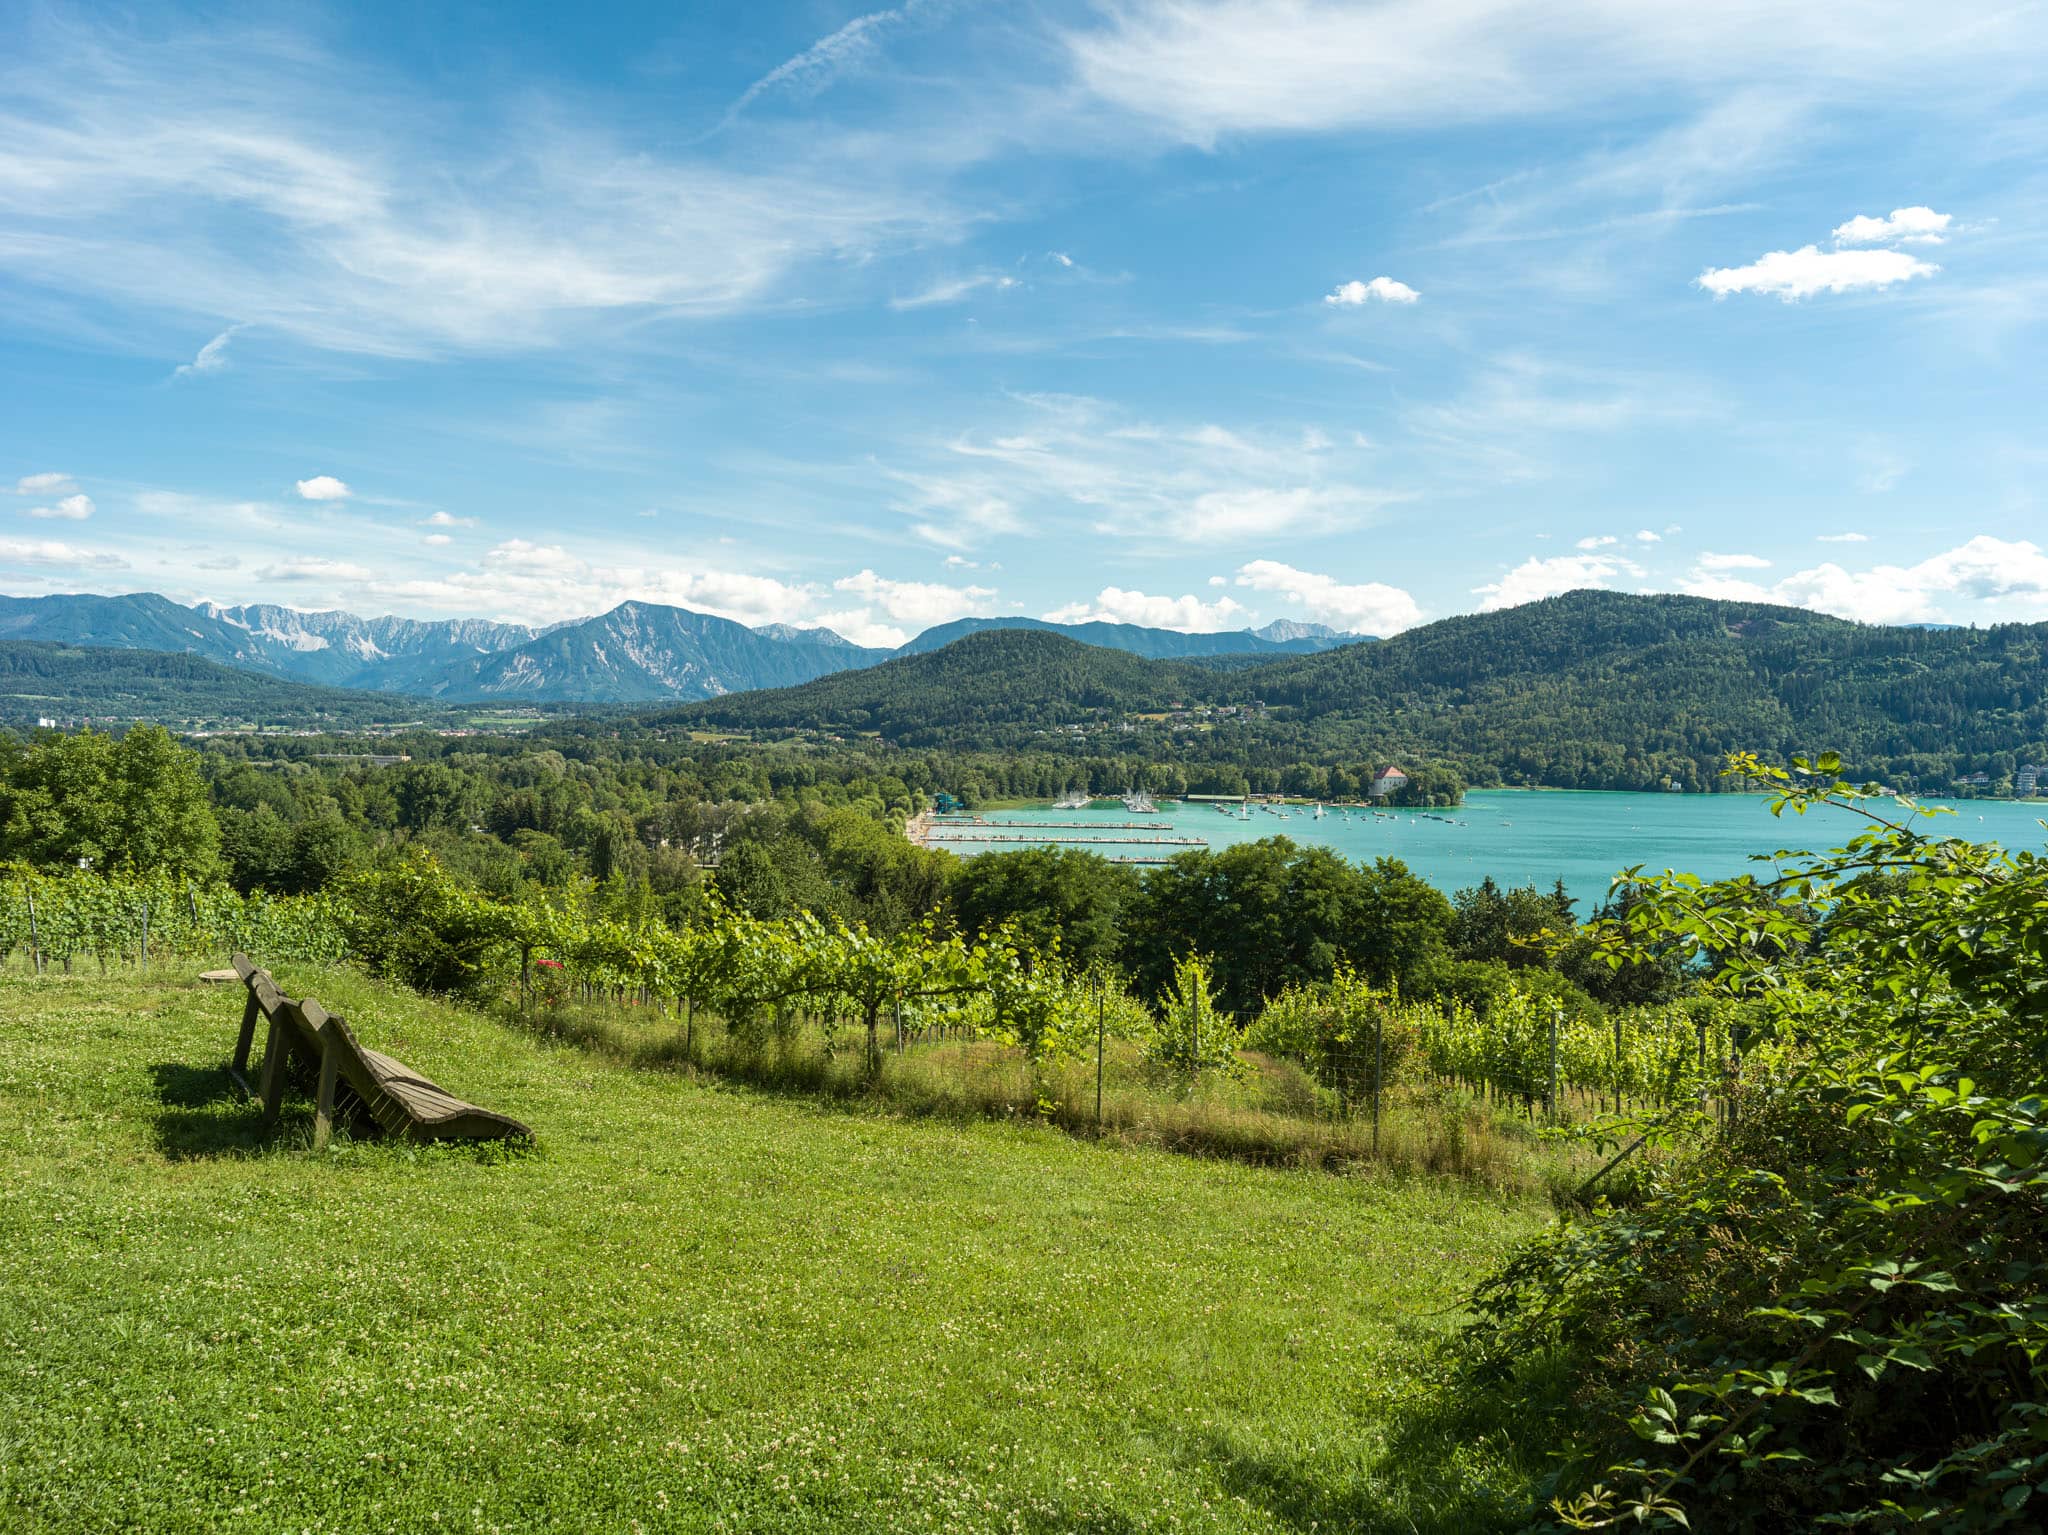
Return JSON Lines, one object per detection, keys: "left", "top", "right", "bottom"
{"left": 2, "top": 1, "right": 2044, "bottom": 645}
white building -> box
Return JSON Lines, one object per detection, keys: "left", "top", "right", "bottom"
{"left": 1369, "top": 765, "right": 1410, "bottom": 798}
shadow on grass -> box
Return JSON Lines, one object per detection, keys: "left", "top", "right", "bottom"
{"left": 1143, "top": 1358, "right": 1574, "bottom": 1535}
{"left": 149, "top": 1061, "right": 539, "bottom": 1167}
{"left": 148, "top": 1060, "right": 284, "bottom": 1159}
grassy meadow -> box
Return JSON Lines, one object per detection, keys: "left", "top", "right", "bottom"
{"left": 0, "top": 966, "right": 1560, "bottom": 1532}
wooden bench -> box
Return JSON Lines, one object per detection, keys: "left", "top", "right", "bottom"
{"left": 228, "top": 953, "right": 532, "bottom": 1149}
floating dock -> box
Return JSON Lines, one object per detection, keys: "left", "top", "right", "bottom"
{"left": 921, "top": 831, "right": 1207, "bottom": 847}
{"left": 931, "top": 817, "right": 1170, "bottom": 830}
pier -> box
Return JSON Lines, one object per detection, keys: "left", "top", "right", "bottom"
{"left": 931, "top": 817, "right": 1170, "bottom": 830}
{"left": 922, "top": 830, "right": 1207, "bottom": 847}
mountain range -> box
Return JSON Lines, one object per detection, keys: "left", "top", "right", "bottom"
{"left": 663, "top": 591, "right": 2048, "bottom": 791}
{"left": 0, "top": 592, "right": 1362, "bottom": 704}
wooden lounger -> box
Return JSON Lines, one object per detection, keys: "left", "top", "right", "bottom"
{"left": 229, "top": 953, "right": 532, "bottom": 1148}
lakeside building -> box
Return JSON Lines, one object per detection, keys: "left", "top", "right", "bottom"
{"left": 2019, "top": 765, "right": 2041, "bottom": 796}
{"left": 1368, "top": 765, "right": 1410, "bottom": 798}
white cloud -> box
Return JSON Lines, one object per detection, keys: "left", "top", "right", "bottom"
{"left": 1833, "top": 206, "right": 1951, "bottom": 246}
{"left": 719, "top": 1, "right": 939, "bottom": 126}
{"left": 1634, "top": 529, "right": 1661, "bottom": 543}
{"left": 258, "top": 556, "right": 375, "bottom": 581}
{"left": 917, "top": 394, "right": 1405, "bottom": 547}
{"left": 1678, "top": 536, "right": 2048, "bottom": 625}
{"left": 1696, "top": 551, "right": 1771, "bottom": 571}
{"left": 1181, "top": 485, "right": 1386, "bottom": 542}
{"left": 1044, "top": 586, "right": 1249, "bottom": 632}
{"left": 1049, "top": 251, "right": 1074, "bottom": 267}
{"left": 1408, "top": 354, "right": 1708, "bottom": 452}
{"left": 422, "top": 510, "right": 478, "bottom": 528}
{"left": 1060, "top": 2, "right": 2040, "bottom": 147}
{"left": 1474, "top": 553, "right": 1643, "bottom": 610}
{"left": 295, "top": 475, "right": 351, "bottom": 502}
{"left": 885, "top": 469, "right": 1022, "bottom": 550}
{"left": 13, "top": 472, "right": 77, "bottom": 496}
{"left": 359, "top": 539, "right": 823, "bottom": 628}
{"left": 1575, "top": 534, "right": 1618, "bottom": 549}
{"left": 24, "top": 493, "right": 94, "bottom": 521}
{"left": 1234, "top": 560, "right": 1422, "bottom": 635}
{"left": 889, "top": 273, "right": 1020, "bottom": 310}
{"left": 0, "top": 535, "right": 126, "bottom": 569}
{"left": 423, "top": 533, "right": 452, "bottom": 547}
{"left": 1818, "top": 532, "right": 1870, "bottom": 543}
{"left": 1698, "top": 246, "right": 1938, "bottom": 300}
{"left": 172, "top": 325, "right": 242, "bottom": 378}
{"left": 1857, "top": 445, "right": 1910, "bottom": 494}
{"left": 832, "top": 569, "right": 996, "bottom": 628}
{"left": 1324, "top": 276, "right": 1419, "bottom": 306}
{"left": 0, "top": 26, "right": 961, "bottom": 358}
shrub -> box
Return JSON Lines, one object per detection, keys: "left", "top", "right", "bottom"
{"left": 1453, "top": 754, "right": 2048, "bottom": 1530}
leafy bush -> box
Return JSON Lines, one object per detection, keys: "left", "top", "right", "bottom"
{"left": 1245, "top": 970, "right": 1410, "bottom": 1103}
{"left": 334, "top": 855, "right": 513, "bottom": 999}
{"left": 1455, "top": 754, "right": 2048, "bottom": 1530}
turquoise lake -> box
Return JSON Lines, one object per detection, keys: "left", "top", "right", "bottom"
{"left": 926, "top": 790, "right": 2048, "bottom": 911}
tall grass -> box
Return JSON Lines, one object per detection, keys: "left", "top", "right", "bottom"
{"left": 511, "top": 994, "right": 1591, "bottom": 1195}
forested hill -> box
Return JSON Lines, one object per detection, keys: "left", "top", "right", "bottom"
{"left": 657, "top": 629, "right": 1214, "bottom": 745}
{"left": 0, "top": 643, "right": 440, "bottom": 731}
{"left": 657, "top": 591, "right": 2048, "bottom": 792}
{"left": 1226, "top": 590, "right": 2048, "bottom": 788}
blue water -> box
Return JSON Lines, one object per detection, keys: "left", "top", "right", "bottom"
{"left": 927, "top": 791, "right": 2048, "bottom": 911}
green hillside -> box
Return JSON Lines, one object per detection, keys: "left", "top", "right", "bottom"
{"left": 664, "top": 628, "right": 1215, "bottom": 744}
{"left": 0, "top": 642, "right": 440, "bottom": 731}
{"left": 1230, "top": 591, "right": 2048, "bottom": 788}
{"left": 659, "top": 591, "right": 2048, "bottom": 791}
{"left": 0, "top": 966, "right": 1546, "bottom": 1531}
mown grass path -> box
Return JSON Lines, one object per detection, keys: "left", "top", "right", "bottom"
{"left": 0, "top": 968, "right": 1550, "bottom": 1532}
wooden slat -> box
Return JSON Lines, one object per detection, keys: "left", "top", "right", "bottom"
{"left": 226, "top": 955, "right": 531, "bottom": 1144}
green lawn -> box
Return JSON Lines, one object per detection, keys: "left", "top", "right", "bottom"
{"left": 0, "top": 967, "right": 1552, "bottom": 1532}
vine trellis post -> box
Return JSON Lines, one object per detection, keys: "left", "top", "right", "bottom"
{"left": 1094, "top": 977, "right": 1106, "bottom": 1128}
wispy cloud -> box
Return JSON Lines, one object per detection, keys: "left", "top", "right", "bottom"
{"left": 0, "top": 535, "right": 125, "bottom": 569}
{"left": 258, "top": 556, "right": 375, "bottom": 582}
{"left": 1059, "top": 2, "right": 2043, "bottom": 148}
{"left": 172, "top": 325, "right": 243, "bottom": 378}
{"left": 718, "top": 1, "right": 946, "bottom": 129}
{"left": 889, "top": 273, "right": 1019, "bottom": 311}
{"left": 0, "top": 22, "right": 963, "bottom": 358}
{"left": 904, "top": 394, "right": 1408, "bottom": 546}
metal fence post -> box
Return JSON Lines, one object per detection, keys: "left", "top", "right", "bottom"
{"left": 1094, "top": 979, "right": 1106, "bottom": 1127}
{"left": 1547, "top": 1004, "right": 1560, "bottom": 1126}
{"left": 1372, "top": 1010, "right": 1383, "bottom": 1155}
